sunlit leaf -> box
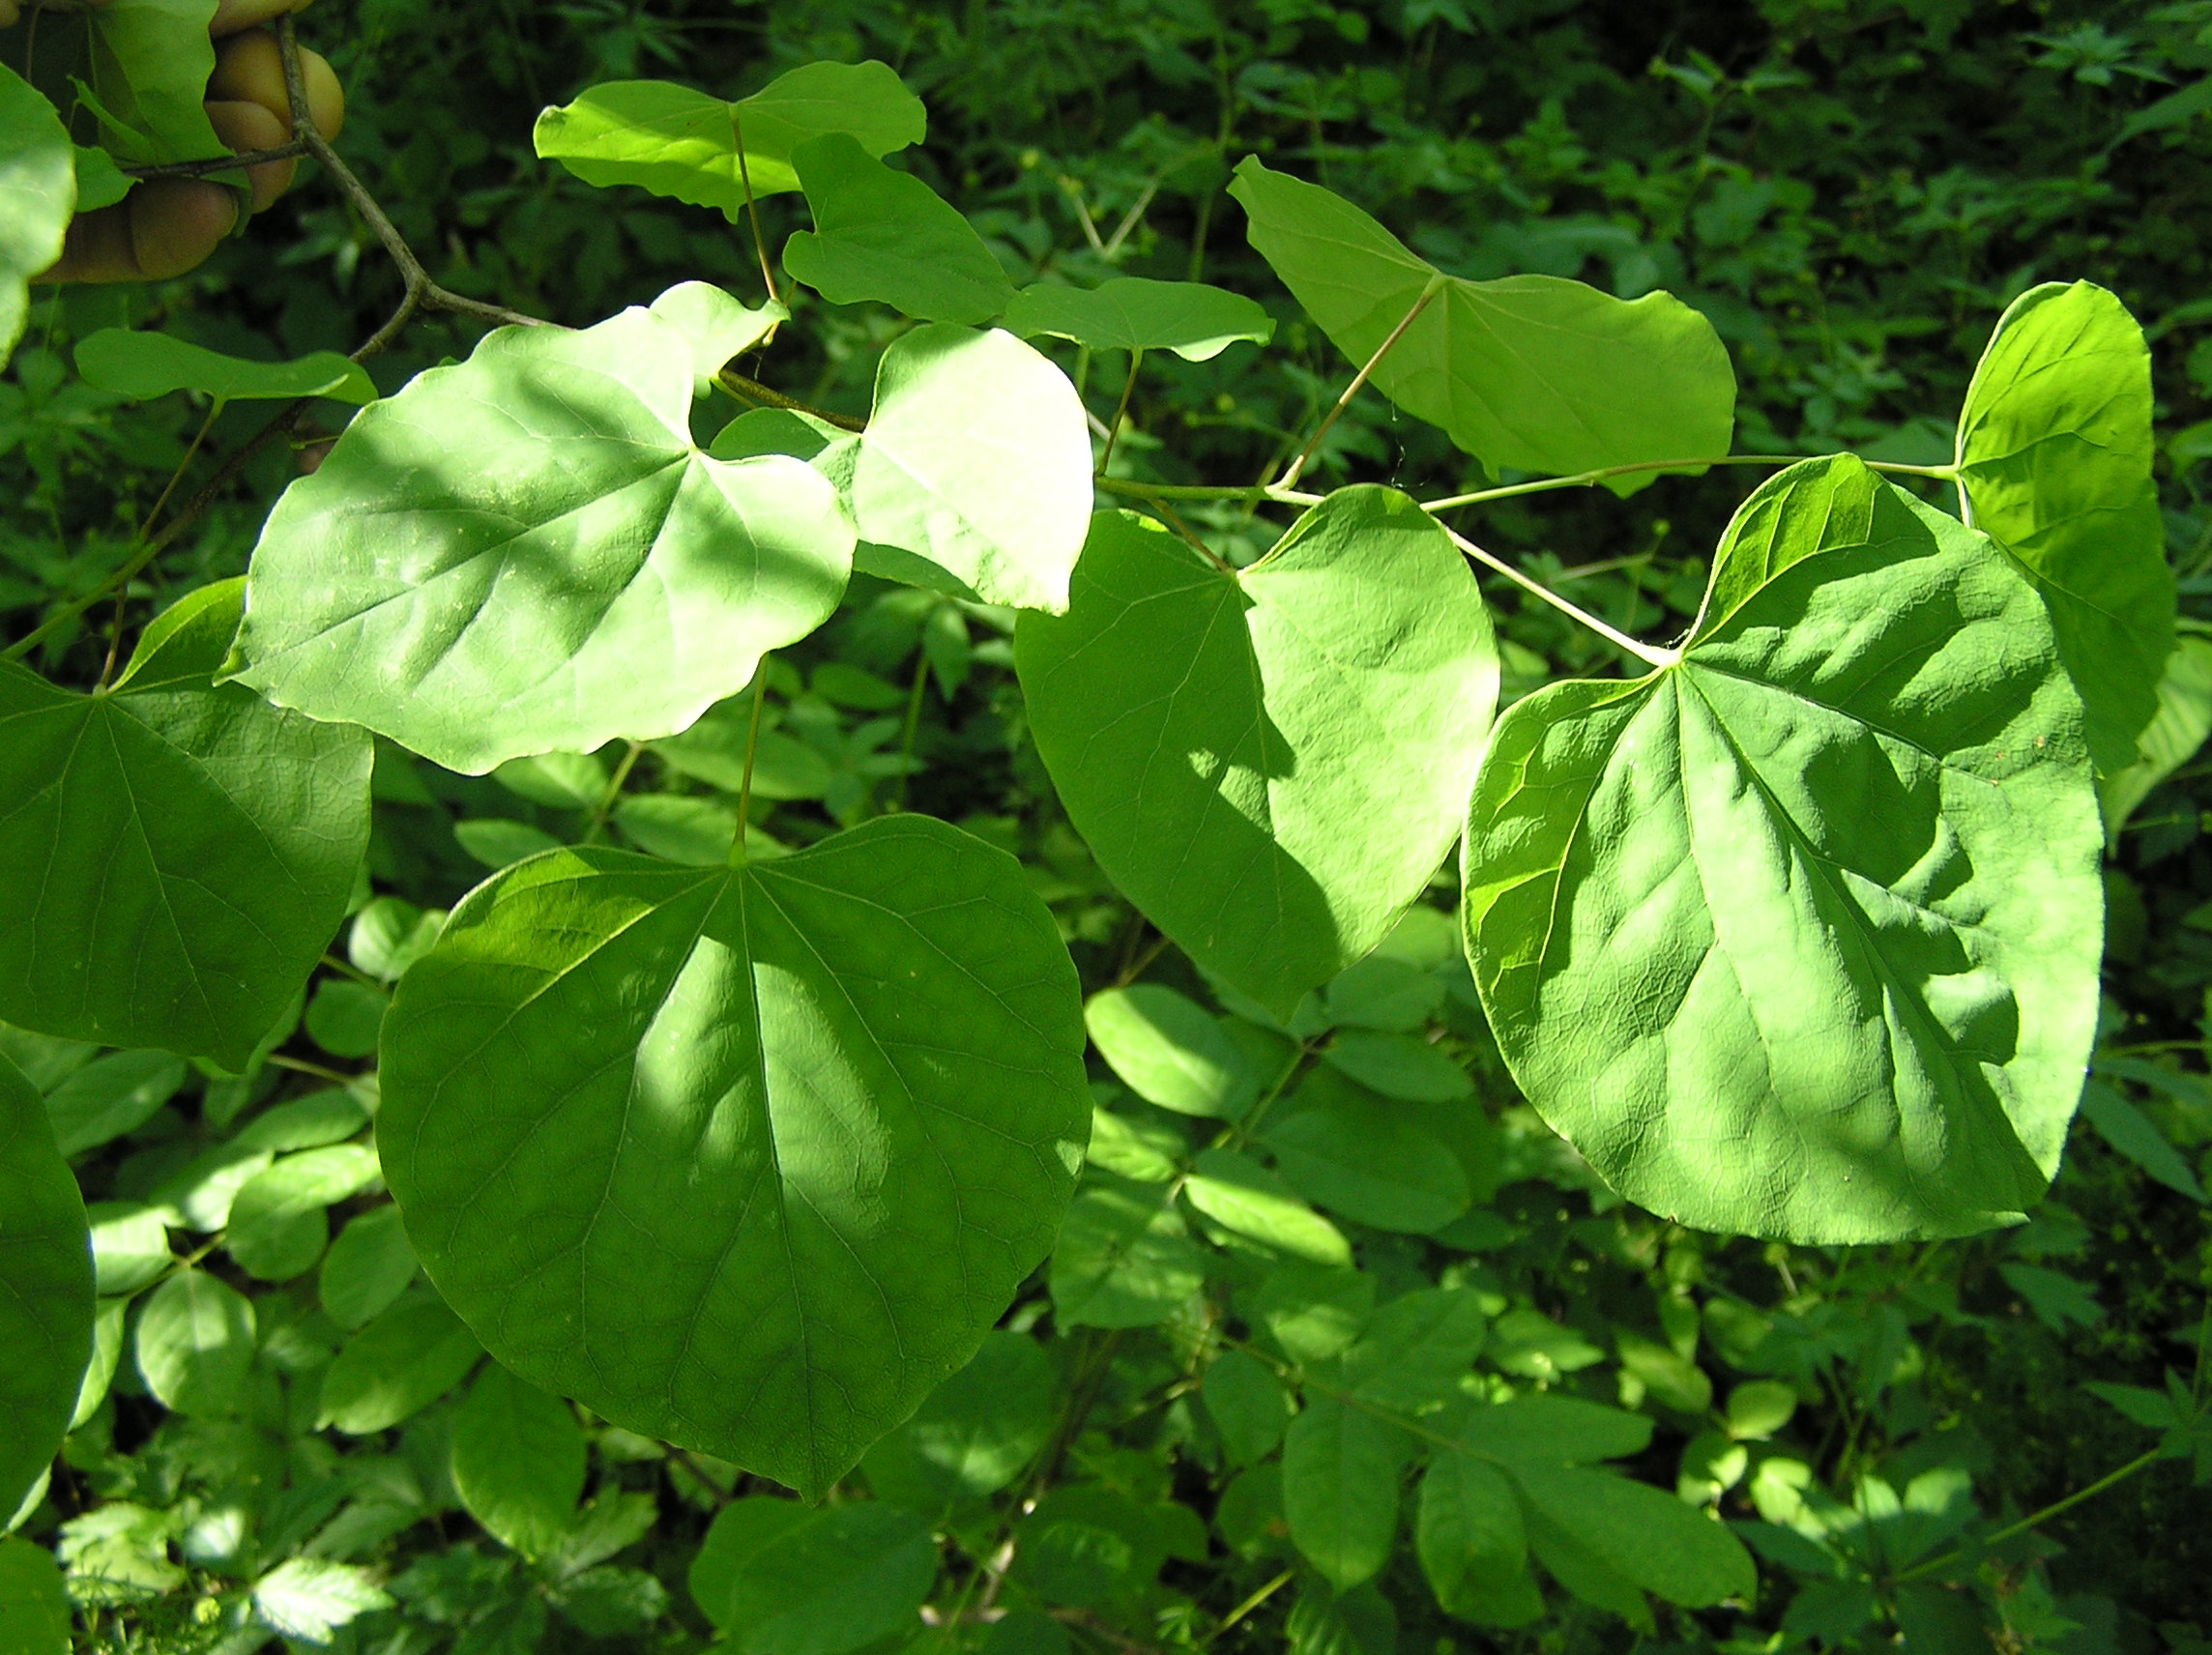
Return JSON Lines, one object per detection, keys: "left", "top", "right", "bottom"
{"left": 1229, "top": 158, "right": 1733, "bottom": 490}
{"left": 534, "top": 62, "right": 925, "bottom": 216}
{"left": 1050, "top": 1185, "right": 1206, "bottom": 1329}
{"left": 378, "top": 816, "right": 1087, "bottom": 1496}
{"left": 1085, "top": 985, "right": 1255, "bottom": 1118}
{"left": 782, "top": 134, "right": 1013, "bottom": 324}
{"left": 0, "top": 582, "right": 370, "bottom": 1068}
{"left": 1020, "top": 493, "right": 1496, "bottom": 1017}
{"left": 827, "top": 324, "right": 1091, "bottom": 611}
{"left": 1957, "top": 281, "right": 2173, "bottom": 771}
{"left": 1464, "top": 457, "right": 2102, "bottom": 1242}
{"left": 2099, "top": 632, "right": 2212, "bottom": 842}
{"left": 134, "top": 1269, "right": 255, "bottom": 1418}
{"left": 234, "top": 305, "right": 854, "bottom": 774}
{"left": 1003, "top": 277, "right": 1275, "bottom": 361}
{"left": 0, "top": 68, "right": 74, "bottom": 366}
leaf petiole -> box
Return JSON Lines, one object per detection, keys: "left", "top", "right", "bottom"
{"left": 1420, "top": 451, "right": 1960, "bottom": 511}
{"left": 1276, "top": 274, "right": 1444, "bottom": 490}
{"left": 1441, "top": 523, "right": 1676, "bottom": 669}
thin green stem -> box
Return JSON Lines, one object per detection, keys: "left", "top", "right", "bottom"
{"left": 731, "top": 112, "right": 780, "bottom": 308}
{"left": 584, "top": 741, "right": 643, "bottom": 845}
{"left": 1092, "top": 476, "right": 1323, "bottom": 508}
{"left": 266, "top": 1053, "right": 360, "bottom": 1086}
{"left": 1277, "top": 276, "right": 1441, "bottom": 490}
{"left": 1097, "top": 349, "right": 1144, "bottom": 474}
{"left": 1893, "top": 1448, "right": 2167, "bottom": 1583}
{"left": 1441, "top": 523, "right": 1676, "bottom": 668}
{"left": 1420, "top": 452, "right": 1959, "bottom": 512}
{"left": 731, "top": 659, "right": 771, "bottom": 867}
{"left": 712, "top": 367, "right": 865, "bottom": 431}
{"left": 1202, "top": 1570, "right": 1294, "bottom": 1645}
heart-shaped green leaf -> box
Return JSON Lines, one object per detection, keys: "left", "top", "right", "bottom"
{"left": 533, "top": 62, "right": 925, "bottom": 217}
{"left": 232, "top": 303, "right": 855, "bottom": 773}
{"left": 1463, "top": 456, "right": 2103, "bottom": 1242}
{"left": 1228, "top": 158, "right": 1733, "bottom": 491}
{"left": 1018, "top": 490, "right": 1497, "bottom": 1017}
{"left": 825, "top": 324, "right": 1091, "bottom": 611}
{"left": 782, "top": 133, "right": 1013, "bottom": 325}
{"left": 376, "top": 815, "right": 1088, "bottom": 1497}
{"left": 0, "top": 67, "right": 74, "bottom": 367}
{"left": 75, "top": 329, "right": 379, "bottom": 405}
{"left": 1956, "top": 280, "right": 2173, "bottom": 772}
{"left": 0, "top": 1053, "right": 93, "bottom": 1520}
{"left": 0, "top": 582, "right": 370, "bottom": 1067}
{"left": 1003, "top": 277, "right": 1275, "bottom": 361}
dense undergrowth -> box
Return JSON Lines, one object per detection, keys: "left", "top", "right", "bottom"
{"left": 4, "top": 1, "right": 2210, "bottom": 1652}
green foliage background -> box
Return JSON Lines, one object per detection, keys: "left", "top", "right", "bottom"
{"left": 5, "top": 0, "right": 2212, "bottom": 1651}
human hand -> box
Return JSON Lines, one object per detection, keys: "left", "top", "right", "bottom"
{"left": 5, "top": 0, "right": 345, "bottom": 281}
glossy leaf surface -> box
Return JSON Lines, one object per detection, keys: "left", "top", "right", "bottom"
{"left": 1229, "top": 159, "right": 1733, "bottom": 489}
{"left": 1002, "top": 277, "right": 1275, "bottom": 361}
{"left": 0, "top": 1055, "right": 92, "bottom": 1520}
{"left": 0, "top": 582, "right": 371, "bottom": 1066}
{"left": 534, "top": 62, "right": 924, "bottom": 216}
{"left": 0, "top": 67, "right": 73, "bottom": 366}
{"left": 378, "top": 815, "right": 1088, "bottom": 1495}
{"left": 234, "top": 305, "right": 854, "bottom": 772}
{"left": 1020, "top": 493, "right": 1496, "bottom": 1017}
{"left": 1463, "top": 458, "right": 2103, "bottom": 1241}
{"left": 75, "top": 329, "right": 378, "bottom": 405}
{"left": 1957, "top": 280, "right": 2173, "bottom": 770}
{"left": 830, "top": 324, "right": 1091, "bottom": 612}
{"left": 783, "top": 134, "right": 1013, "bottom": 324}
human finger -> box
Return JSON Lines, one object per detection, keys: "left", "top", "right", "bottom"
{"left": 207, "top": 29, "right": 345, "bottom": 144}
{"left": 44, "top": 180, "right": 239, "bottom": 283}
{"left": 206, "top": 99, "right": 294, "bottom": 210}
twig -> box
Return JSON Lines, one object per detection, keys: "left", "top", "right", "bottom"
{"left": 276, "top": 15, "right": 546, "bottom": 341}
{"left": 1276, "top": 276, "right": 1441, "bottom": 489}
{"left": 121, "top": 141, "right": 309, "bottom": 180}
{"left": 713, "top": 367, "right": 866, "bottom": 430}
